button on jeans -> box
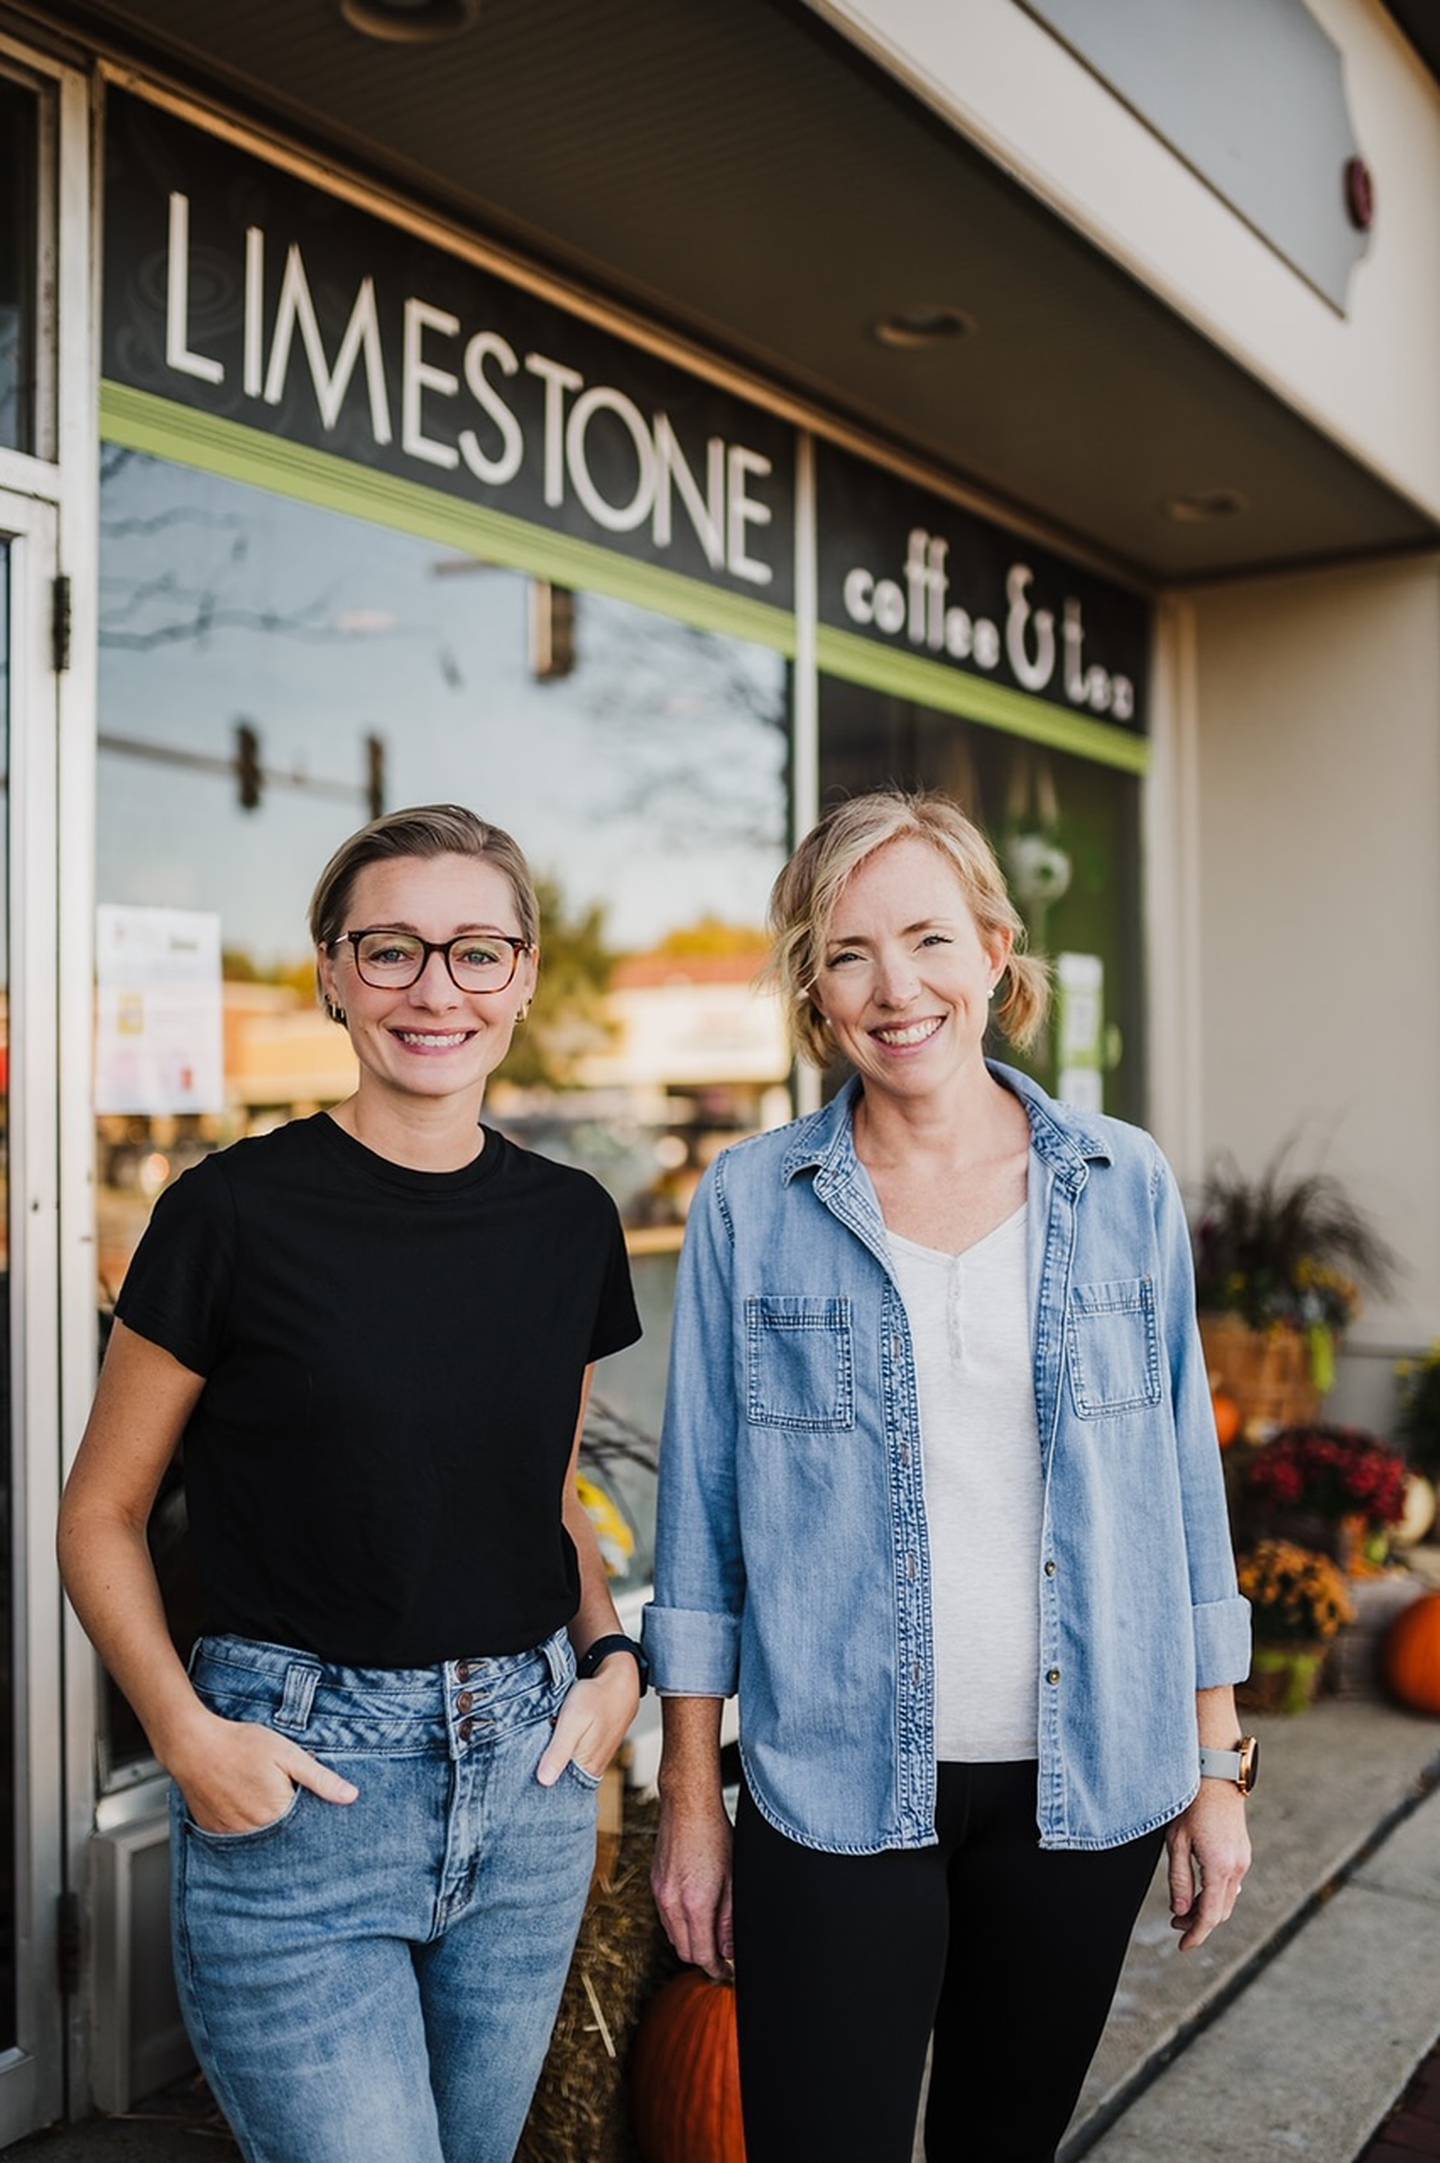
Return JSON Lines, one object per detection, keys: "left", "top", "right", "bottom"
{"left": 171, "top": 1629, "right": 599, "bottom": 2163}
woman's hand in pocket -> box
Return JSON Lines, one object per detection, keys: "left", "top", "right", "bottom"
{"left": 537, "top": 1659, "right": 640, "bottom": 1788}
{"left": 169, "top": 1707, "right": 359, "bottom": 1834}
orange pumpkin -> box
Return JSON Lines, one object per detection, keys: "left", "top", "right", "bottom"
{"left": 1212, "top": 1392, "right": 1243, "bottom": 1450}
{"left": 631, "top": 1971, "right": 746, "bottom": 2163}
{"left": 1384, "top": 1591, "right": 1440, "bottom": 1716}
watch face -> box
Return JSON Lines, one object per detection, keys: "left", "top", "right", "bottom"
{"left": 1238, "top": 1736, "right": 1260, "bottom": 1793}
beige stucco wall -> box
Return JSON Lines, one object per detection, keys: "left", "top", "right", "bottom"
{"left": 809, "top": 0, "right": 1440, "bottom": 526}
{"left": 1187, "top": 554, "right": 1440, "bottom": 1426}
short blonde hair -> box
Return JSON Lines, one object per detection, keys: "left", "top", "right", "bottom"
{"left": 766, "top": 789, "right": 1051, "bottom": 1067}
{"left": 309, "top": 805, "right": 540, "bottom": 1019}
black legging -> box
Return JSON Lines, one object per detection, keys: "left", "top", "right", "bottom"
{"left": 733, "top": 1762, "right": 1166, "bottom": 2163}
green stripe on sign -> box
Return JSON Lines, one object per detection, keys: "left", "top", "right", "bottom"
{"left": 99, "top": 380, "right": 798, "bottom": 656}
{"left": 816, "top": 622, "right": 1150, "bottom": 773}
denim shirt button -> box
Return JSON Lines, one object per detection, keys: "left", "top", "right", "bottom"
{"left": 1044, "top": 1559, "right": 1057, "bottom": 1578}
{"left": 1047, "top": 1668, "right": 1061, "bottom": 1685}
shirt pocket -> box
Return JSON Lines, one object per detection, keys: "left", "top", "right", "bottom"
{"left": 1065, "top": 1277, "right": 1162, "bottom": 1418}
{"left": 744, "top": 1295, "right": 855, "bottom": 1431}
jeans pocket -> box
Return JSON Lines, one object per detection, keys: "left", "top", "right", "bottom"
{"left": 182, "top": 1781, "right": 304, "bottom": 1847}
{"left": 1066, "top": 1277, "right": 1162, "bottom": 1417}
{"left": 565, "top": 1757, "right": 603, "bottom": 1793}
{"left": 745, "top": 1295, "right": 855, "bottom": 1430}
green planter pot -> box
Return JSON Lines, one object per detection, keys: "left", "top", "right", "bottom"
{"left": 1242, "top": 1644, "right": 1328, "bottom": 1716}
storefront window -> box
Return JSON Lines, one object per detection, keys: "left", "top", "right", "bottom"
{"left": 95, "top": 451, "right": 791, "bottom": 1777}
{"left": 820, "top": 676, "right": 1145, "bottom": 1123}
{"left": 0, "top": 79, "right": 37, "bottom": 456}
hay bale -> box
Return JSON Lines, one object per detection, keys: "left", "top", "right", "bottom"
{"left": 518, "top": 1793, "right": 680, "bottom": 2163}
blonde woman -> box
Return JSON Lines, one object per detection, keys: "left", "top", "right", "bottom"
{"left": 645, "top": 789, "right": 1254, "bottom": 2163}
{"left": 60, "top": 806, "right": 646, "bottom": 2163}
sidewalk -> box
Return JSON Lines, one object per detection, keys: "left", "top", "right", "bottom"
{"left": 8, "top": 1692, "right": 1440, "bottom": 2163}
{"left": 1063, "top": 1695, "right": 1440, "bottom": 2162}
{"left": 1357, "top": 2040, "right": 1440, "bottom": 2162}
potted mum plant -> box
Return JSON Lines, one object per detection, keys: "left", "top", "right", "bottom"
{"left": 1236, "top": 1540, "right": 1355, "bottom": 1715}
{"left": 1242, "top": 1425, "right": 1409, "bottom": 1572}
{"left": 1193, "top": 1146, "right": 1398, "bottom": 1438}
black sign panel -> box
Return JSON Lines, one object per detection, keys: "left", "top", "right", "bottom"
{"left": 103, "top": 92, "right": 795, "bottom": 607}
{"left": 818, "top": 447, "right": 1149, "bottom": 731}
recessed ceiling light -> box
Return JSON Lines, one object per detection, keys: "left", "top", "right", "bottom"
{"left": 872, "top": 306, "right": 976, "bottom": 351}
{"left": 1166, "top": 488, "right": 1247, "bottom": 524}
{"left": 339, "top": 0, "right": 480, "bottom": 42}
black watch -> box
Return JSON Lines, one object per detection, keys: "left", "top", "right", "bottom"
{"left": 577, "top": 1633, "right": 650, "bottom": 1697}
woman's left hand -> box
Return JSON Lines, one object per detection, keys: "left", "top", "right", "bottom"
{"left": 537, "top": 1658, "right": 641, "bottom": 1787}
{"left": 1166, "top": 1784, "right": 1251, "bottom": 1952}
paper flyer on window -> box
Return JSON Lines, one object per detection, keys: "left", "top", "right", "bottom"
{"left": 95, "top": 903, "right": 225, "bottom": 1115}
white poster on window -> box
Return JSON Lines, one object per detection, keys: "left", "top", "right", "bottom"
{"left": 96, "top": 904, "right": 225, "bottom": 1115}
{"left": 1056, "top": 950, "right": 1104, "bottom": 1115}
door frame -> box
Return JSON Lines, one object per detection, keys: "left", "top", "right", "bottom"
{"left": 0, "top": 487, "right": 64, "bottom": 2148}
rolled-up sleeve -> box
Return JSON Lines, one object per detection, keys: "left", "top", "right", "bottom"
{"left": 641, "top": 1155, "right": 745, "bottom": 1697}
{"left": 1151, "top": 1147, "right": 1252, "bottom": 1688}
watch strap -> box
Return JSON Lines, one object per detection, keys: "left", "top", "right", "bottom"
{"left": 577, "top": 1633, "right": 649, "bottom": 1697}
{"left": 1198, "top": 1736, "right": 1259, "bottom": 1792}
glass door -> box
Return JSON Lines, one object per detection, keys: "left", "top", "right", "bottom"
{"left": 0, "top": 490, "right": 64, "bottom": 2146}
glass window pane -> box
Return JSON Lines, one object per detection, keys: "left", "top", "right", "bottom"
{"left": 95, "top": 451, "right": 792, "bottom": 1775}
{"left": 819, "top": 675, "right": 1145, "bottom": 1123}
{"left": 0, "top": 80, "right": 37, "bottom": 456}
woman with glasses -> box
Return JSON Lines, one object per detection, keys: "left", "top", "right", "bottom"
{"left": 646, "top": 789, "right": 1253, "bottom": 2163}
{"left": 59, "top": 805, "right": 645, "bottom": 2163}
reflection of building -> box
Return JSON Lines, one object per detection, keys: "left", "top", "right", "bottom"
{"left": 579, "top": 953, "right": 788, "bottom": 1092}
{"left": 2, "top": 0, "right": 1438, "bottom": 2140}
{"left": 221, "top": 983, "right": 358, "bottom": 1111}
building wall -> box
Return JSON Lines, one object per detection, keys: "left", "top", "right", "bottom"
{"left": 809, "top": 0, "right": 1440, "bottom": 524}
{"left": 1188, "top": 554, "right": 1440, "bottom": 1428}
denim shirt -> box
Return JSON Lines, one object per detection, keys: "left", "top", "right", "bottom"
{"left": 642, "top": 1061, "right": 1252, "bottom": 1854}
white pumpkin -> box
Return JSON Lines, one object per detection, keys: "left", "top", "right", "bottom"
{"left": 1391, "top": 1471, "right": 1437, "bottom": 1548}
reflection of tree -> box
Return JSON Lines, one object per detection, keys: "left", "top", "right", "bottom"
{"left": 222, "top": 949, "right": 314, "bottom": 1000}
{"left": 504, "top": 875, "right": 618, "bottom": 1090}
{"left": 99, "top": 448, "right": 443, "bottom": 662}
{"left": 556, "top": 600, "right": 788, "bottom": 857}
{"left": 658, "top": 916, "right": 770, "bottom": 958}
{"left": 100, "top": 452, "right": 791, "bottom": 883}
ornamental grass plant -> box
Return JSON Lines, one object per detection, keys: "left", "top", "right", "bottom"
{"left": 1194, "top": 1147, "right": 1398, "bottom": 1397}
{"left": 1395, "top": 1343, "right": 1440, "bottom": 1482}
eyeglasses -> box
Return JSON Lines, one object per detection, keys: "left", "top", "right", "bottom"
{"left": 333, "top": 928, "right": 532, "bottom": 994}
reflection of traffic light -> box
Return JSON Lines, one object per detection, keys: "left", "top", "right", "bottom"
{"left": 530, "top": 581, "right": 576, "bottom": 680}
{"left": 365, "top": 734, "right": 386, "bottom": 821}
{"left": 234, "top": 721, "right": 262, "bottom": 811}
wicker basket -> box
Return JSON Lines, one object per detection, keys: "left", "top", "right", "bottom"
{"left": 1199, "top": 1313, "right": 1322, "bottom": 1437}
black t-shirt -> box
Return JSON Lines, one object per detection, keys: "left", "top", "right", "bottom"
{"left": 115, "top": 1114, "right": 641, "bottom": 1667}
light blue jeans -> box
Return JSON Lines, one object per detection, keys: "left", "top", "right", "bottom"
{"left": 170, "top": 1628, "right": 599, "bottom": 2163}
